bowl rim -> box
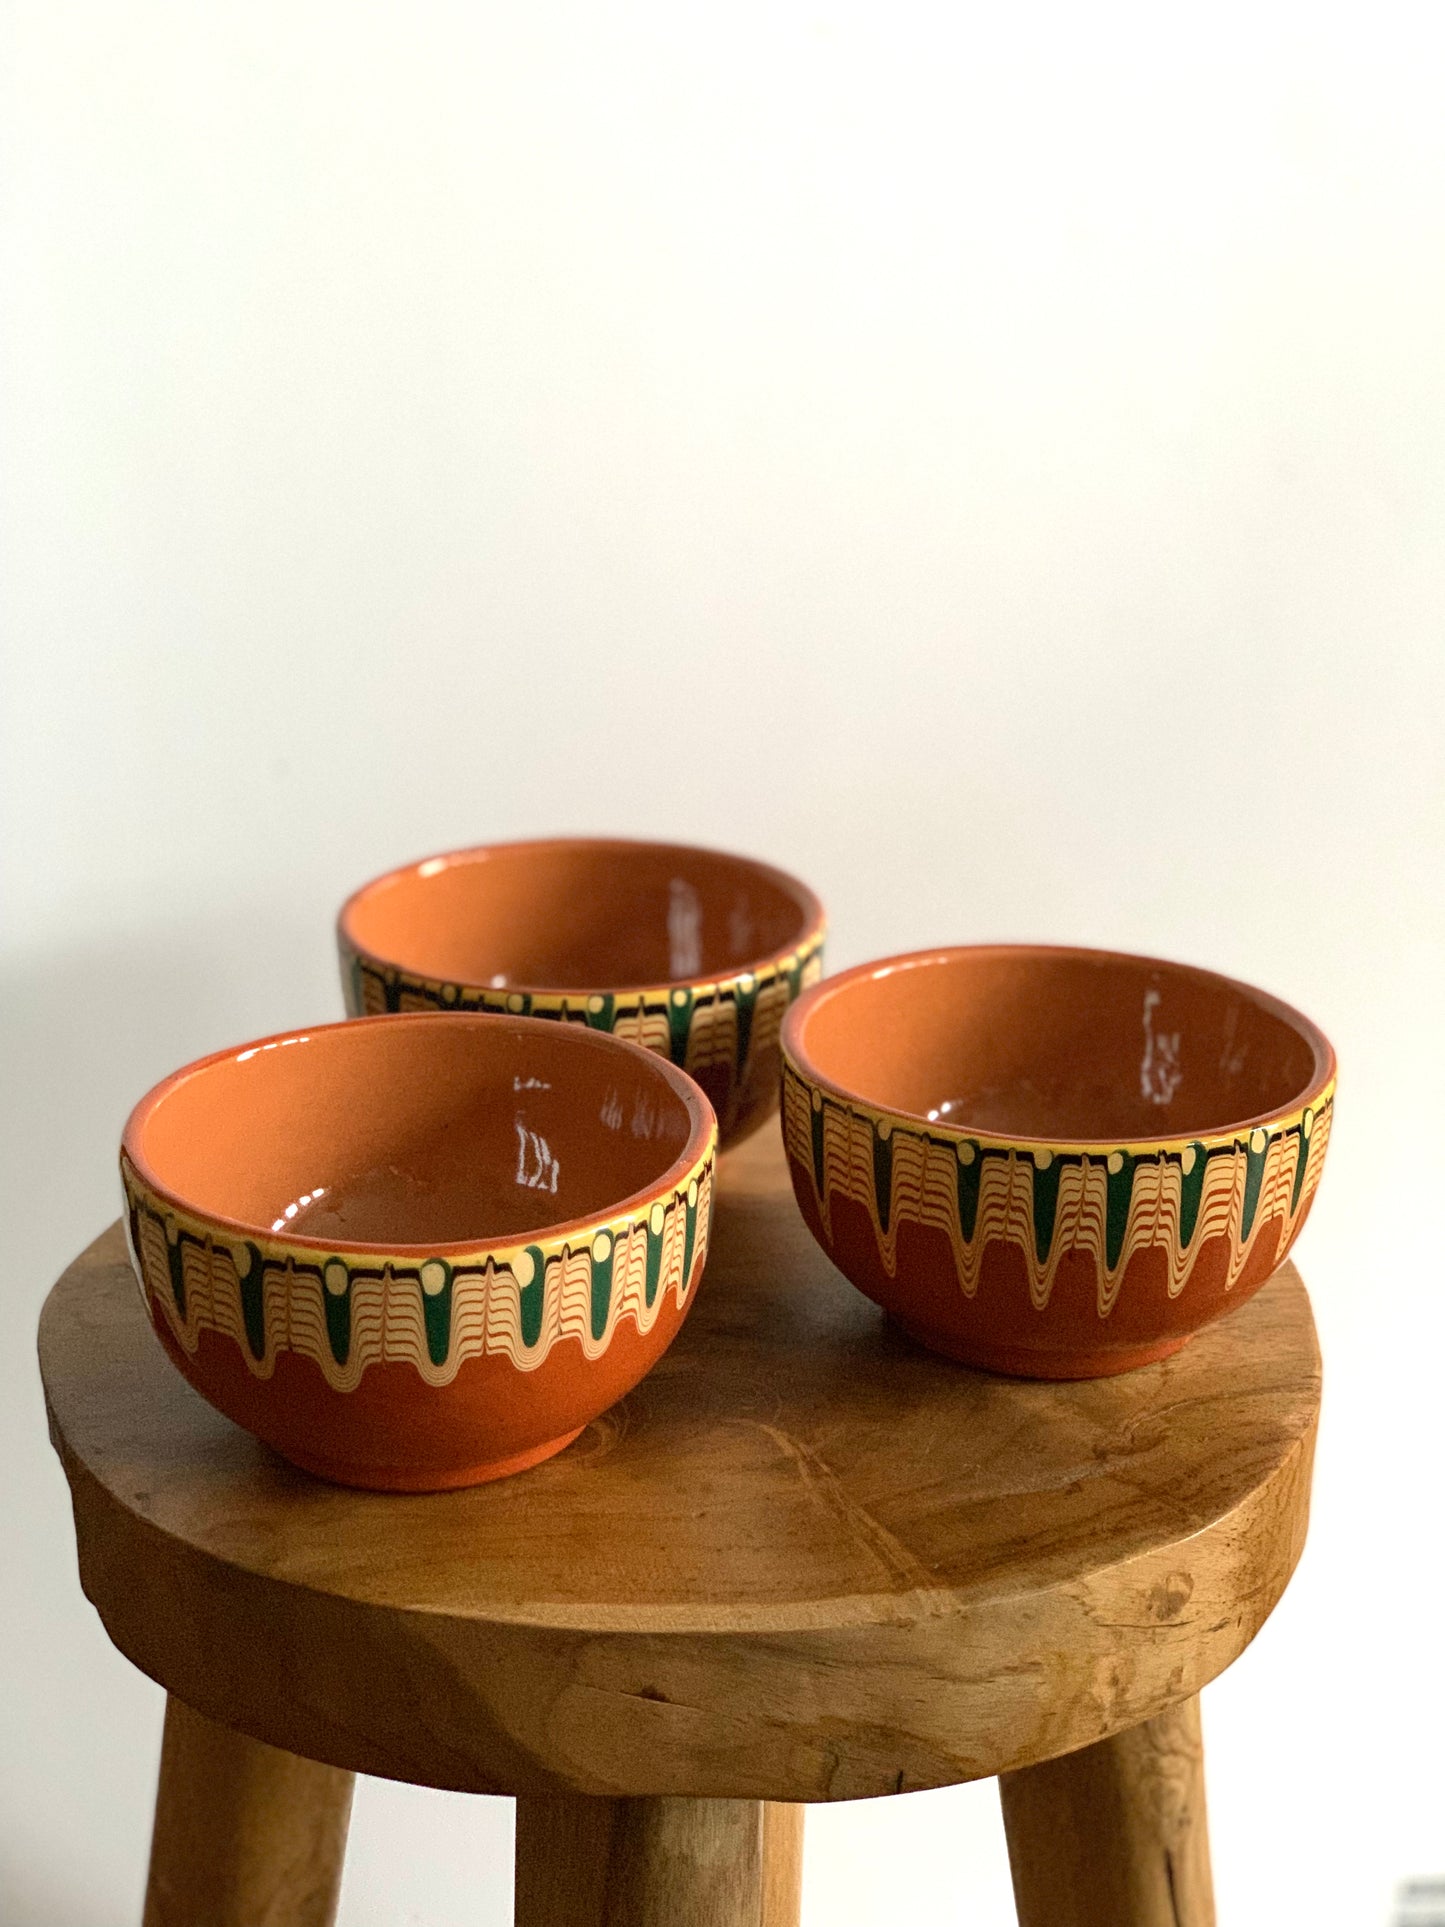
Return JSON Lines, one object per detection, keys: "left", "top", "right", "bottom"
{"left": 121, "top": 1011, "right": 718, "bottom": 1260}
{"left": 336, "top": 835, "right": 827, "bottom": 998}
{"left": 780, "top": 943, "right": 1337, "bottom": 1152}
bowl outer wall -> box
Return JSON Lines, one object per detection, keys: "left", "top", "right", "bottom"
{"left": 118, "top": 1013, "right": 717, "bottom": 1486}
{"left": 777, "top": 944, "right": 1336, "bottom": 1377}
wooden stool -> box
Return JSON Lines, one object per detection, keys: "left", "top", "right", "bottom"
{"left": 40, "top": 1129, "right": 1319, "bottom": 1927}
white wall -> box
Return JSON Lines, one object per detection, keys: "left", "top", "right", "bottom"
{"left": 3, "top": 4, "right": 1442, "bottom": 1922}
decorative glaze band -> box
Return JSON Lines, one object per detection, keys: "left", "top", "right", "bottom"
{"left": 781, "top": 1060, "right": 1333, "bottom": 1319}
{"left": 340, "top": 930, "right": 825, "bottom": 1093}
{"left": 121, "top": 1150, "right": 716, "bottom": 1394}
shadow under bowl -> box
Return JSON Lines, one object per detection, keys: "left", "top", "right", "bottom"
{"left": 337, "top": 837, "right": 825, "bottom": 1146}
{"left": 779, "top": 945, "right": 1335, "bottom": 1378}
{"left": 120, "top": 1013, "right": 717, "bottom": 1488}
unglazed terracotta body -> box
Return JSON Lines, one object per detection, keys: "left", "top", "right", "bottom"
{"left": 337, "top": 839, "right": 824, "bottom": 1147}
{"left": 120, "top": 1014, "right": 717, "bottom": 1488}
{"left": 780, "top": 946, "right": 1335, "bottom": 1377}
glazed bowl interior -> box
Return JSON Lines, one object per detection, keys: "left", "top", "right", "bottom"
{"left": 794, "top": 948, "right": 1332, "bottom": 1141}
{"left": 340, "top": 839, "right": 819, "bottom": 990}
{"left": 125, "top": 1015, "right": 707, "bottom": 1249}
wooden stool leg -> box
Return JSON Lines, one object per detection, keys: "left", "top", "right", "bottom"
{"left": 761, "top": 1803, "right": 804, "bottom": 1927}
{"left": 998, "top": 1695, "right": 1214, "bottom": 1927}
{"left": 143, "top": 1694, "right": 355, "bottom": 1927}
{"left": 515, "top": 1794, "right": 803, "bottom": 1927}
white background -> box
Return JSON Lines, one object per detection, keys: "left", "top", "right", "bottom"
{"left": 3, "top": 3, "right": 1442, "bottom": 1922}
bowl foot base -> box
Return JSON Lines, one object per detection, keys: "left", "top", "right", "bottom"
{"left": 275, "top": 1426, "right": 586, "bottom": 1492}
{"left": 890, "top": 1318, "right": 1193, "bottom": 1380}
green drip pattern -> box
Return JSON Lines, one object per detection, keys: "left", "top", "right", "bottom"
{"left": 1178, "top": 1145, "right": 1210, "bottom": 1249}
{"left": 666, "top": 990, "right": 694, "bottom": 1066}
{"left": 1240, "top": 1134, "right": 1270, "bottom": 1242}
{"left": 589, "top": 1239, "right": 615, "bottom": 1343}
{"left": 1031, "top": 1157, "right": 1064, "bottom": 1264}
{"left": 1104, "top": 1152, "right": 1140, "bottom": 1271}
{"left": 810, "top": 1101, "right": 827, "bottom": 1198}
{"left": 871, "top": 1126, "right": 895, "bottom": 1235}
{"left": 1289, "top": 1124, "right": 1311, "bottom": 1216}
{"left": 164, "top": 1228, "right": 187, "bottom": 1319}
{"left": 420, "top": 1262, "right": 454, "bottom": 1368}
{"left": 520, "top": 1245, "right": 546, "bottom": 1348}
{"left": 323, "top": 1269, "right": 352, "bottom": 1367}
{"left": 237, "top": 1243, "right": 266, "bottom": 1360}
{"left": 955, "top": 1146, "right": 984, "bottom": 1242}
{"left": 733, "top": 976, "right": 760, "bottom": 1078}
{"left": 681, "top": 1188, "right": 699, "bottom": 1295}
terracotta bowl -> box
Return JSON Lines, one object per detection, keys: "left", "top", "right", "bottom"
{"left": 780, "top": 945, "right": 1335, "bottom": 1378}
{"left": 337, "top": 838, "right": 825, "bottom": 1146}
{"left": 120, "top": 1013, "right": 717, "bottom": 1489}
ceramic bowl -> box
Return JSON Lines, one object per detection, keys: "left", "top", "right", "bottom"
{"left": 120, "top": 1013, "right": 717, "bottom": 1489}
{"left": 780, "top": 945, "right": 1335, "bottom": 1378}
{"left": 337, "top": 838, "right": 825, "bottom": 1146}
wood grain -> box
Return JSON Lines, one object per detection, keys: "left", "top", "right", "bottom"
{"left": 515, "top": 1795, "right": 799, "bottom": 1927}
{"left": 143, "top": 1693, "right": 353, "bottom": 1927}
{"left": 761, "top": 1804, "right": 804, "bottom": 1927}
{"left": 40, "top": 1127, "right": 1319, "bottom": 1800}
{"left": 999, "top": 1694, "right": 1214, "bottom": 1925}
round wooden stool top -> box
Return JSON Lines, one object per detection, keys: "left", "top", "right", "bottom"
{"left": 40, "top": 1128, "right": 1320, "bottom": 1804}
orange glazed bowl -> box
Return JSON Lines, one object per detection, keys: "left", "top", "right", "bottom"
{"left": 120, "top": 1013, "right": 716, "bottom": 1489}
{"left": 780, "top": 946, "right": 1335, "bottom": 1378}
{"left": 337, "top": 838, "right": 824, "bottom": 1147}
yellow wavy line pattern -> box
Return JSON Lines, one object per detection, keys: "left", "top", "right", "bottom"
{"left": 781, "top": 1067, "right": 1331, "bottom": 1320}
{"left": 123, "top": 1157, "right": 714, "bottom": 1392}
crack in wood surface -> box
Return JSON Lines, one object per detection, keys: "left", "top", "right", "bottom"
{"left": 752, "top": 1422, "right": 939, "bottom": 1593}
